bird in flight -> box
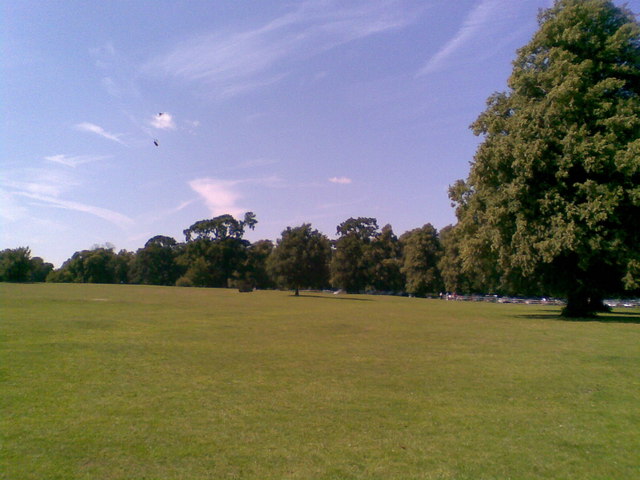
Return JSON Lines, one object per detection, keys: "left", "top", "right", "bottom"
{"left": 153, "top": 139, "right": 159, "bottom": 146}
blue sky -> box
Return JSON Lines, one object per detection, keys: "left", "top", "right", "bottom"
{"left": 4, "top": 0, "right": 636, "bottom": 266}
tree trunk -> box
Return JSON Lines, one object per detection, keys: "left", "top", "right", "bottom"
{"left": 562, "top": 291, "right": 592, "bottom": 318}
{"left": 562, "top": 285, "right": 606, "bottom": 318}
{"left": 587, "top": 295, "right": 612, "bottom": 313}
{"left": 294, "top": 286, "right": 299, "bottom": 296}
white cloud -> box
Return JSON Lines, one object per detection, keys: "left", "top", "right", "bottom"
{"left": 75, "top": 122, "right": 126, "bottom": 145}
{"left": 16, "top": 192, "right": 133, "bottom": 228}
{"left": 45, "top": 154, "right": 110, "bottom": 167}
{"left": 189, "top": 178, "right": 245, "bottom": 217}
{"left": 418, "top": 0, "right": 513, "bottom": 76}
{"left": 188, "top": 176, "right": 282, "bottom": 217}
{"left": 150, "top": 112, "right": 176, "bottom": 130}
{"left": 329, "top": 176, "right": 352, "bottom": 184}
{"left": 146, "top": 0, "right": 421, "bottom": 97}
{"left": 1, "top": 169, "right": 79, "bottom": 198}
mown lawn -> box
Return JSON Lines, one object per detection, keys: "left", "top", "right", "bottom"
{"left": 1, "top": 283, "right": 639, "bottom": 479}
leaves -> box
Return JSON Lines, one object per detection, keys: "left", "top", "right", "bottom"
{"left": 453, "top": 0, "right": 640, "bottom": 310}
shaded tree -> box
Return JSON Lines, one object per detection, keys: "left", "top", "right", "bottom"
{"left": 30, "top": 256, "right": 54, "bottom": 282}
{"left": 267, "top": 224, "right": 331, "bottom": 295}
{"left": 179, "top": 213, "right": 257, "bottom": 288}
{"left": 114, "top": 249, "right": 135, "bottom": 284}
{"left": 0, "top": 247, "right": 33, "bottom": 282}
{"left": 330, "top": 217, "right": 379, "bottom": 293}
{"left": 451, "top": 0, "right": 640, "bottom": 316}
{"left": 368, "top": 224, "right": 404, "bottom": 292}
{"left": 49, "top": 245, "right": 121, "bottom": 284}
{"left": 245, "top": 240, "right": 275, "bottom": 290}
{"left": 132, "top": 235, "right": 183, "bottom": 285}
{"left": 400, "top": 224, "right": 443, "bottom": 296}
{"left": 437, "top": 225, "right": 474, "bottom": 294}
{"left": 183, "top": 212, "right": 256, "bottom": 242}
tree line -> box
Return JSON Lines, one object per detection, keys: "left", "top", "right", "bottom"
{"left": 1, "top": 214, "right": 458, "bottom": 298}
{"left": 2, "top": 0, "right": 638, "bottom": 317}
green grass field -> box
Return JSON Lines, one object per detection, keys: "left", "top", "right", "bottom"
{"left": 2, "top": 283, "right": 639, "bottom": 479}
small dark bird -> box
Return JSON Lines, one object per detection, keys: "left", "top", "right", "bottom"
{"left": 158, "top": 112, "right": 164, "bottom": 116}
{"left": 153, "top": 139, "right": 159, "bottom": 146}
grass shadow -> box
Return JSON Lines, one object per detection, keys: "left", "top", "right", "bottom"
{"left": 292, "top": 294, "right": 373, "bottom": 302}
{"left": 518, "top": 310, "right": 640, "bottom": 324}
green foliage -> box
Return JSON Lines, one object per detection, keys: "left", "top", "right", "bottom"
{"left": 438, "top": 225, "right": 472, "bottom": 294}
{"left": 267, "top": 224, "right": 331, "bottom": 294}
{"left": 400, "top": 224, "right": 443, "bottom": 296}
{"left": 244, "top": 239, "right": 275, "bottom": 289}
{"left": 452, "top": 0, "right": 640, "bottom": 316}
{"left": 179, "top": 213, "right": 258, "bottom": 288}
{"left": 49, "top": 246, "right": 123, "bottom": 284}
{"left": 0, "top": 247, "right": 33, "bottom": 282}
{"left": 331, "top": 217, "right": 380, "bottom": 293}
{"left": 183, "top": 212, "right": 256, "bottom": 242}
{"left": 131, "top": 235, "right": 183, "bottom": 286}
{"left": 368, "top": 224, "right": 404, "bottom": 292}
{"left": 29, "top": 256, "right": 54, "bottom": 282}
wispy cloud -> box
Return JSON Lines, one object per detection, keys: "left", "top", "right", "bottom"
{"left": 45, "top": 154, "right": 110, "bottom": 168}
{"left": 150, "top": 112, "right": 176, "bottom": 130}
{"left": 2, "top": 169, "right": 79, "bottom": 198}
{"left": 329, "top": 176, "right": 352, "bottom": 184}
{"left": 16, "top": 192, "right": 133, "bottom": 228}
{"left": 418, "top": 0, "right": 515, "bottom": 76}
{"left": 0, "top": 189, "right": 28, "bottom": 222}
{"left": 92, "top": 42, "right": 140, "bottom": 99}
{"left": 189, "top": 176, "right": 283, "bottom": 217}
{"left": 75, "top": 122, "right": 126, "bottom": 145}
{"left": 146, "top": 0, "right": 421, "bottom": 98}
{"left": 189, "top": 178, "right": 245, "bottom": 217}
{"left": 2, "top": 165, "right": 132, "bottom": 228}
{"left": 142, "top": 198, "right": 197, "bottom": 225}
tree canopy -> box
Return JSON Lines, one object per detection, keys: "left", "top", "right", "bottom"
{"left": 183, "top": 212, "right": 257, "bottom": 242}
{"left": 451, "top": 0, "right": 640, "bottom": 316}
{"left": 331, "top": 217, "right": 380, "bottom": 293}
{"left": 400, "top": 224, "right": 442, "bottom": 296}
{"left": 267, "top": 224, "right": 331, "bottom": 296}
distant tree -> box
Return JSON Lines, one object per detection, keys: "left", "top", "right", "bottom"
{"left": 438, "top": 225, "right": 473, "bottom": 294}
{"left": 179, "top": 213, "right": 257, "bottom": 288}
{"left": 132, "top": 235, "right": 183, "bottom": 285}
{"left": 400, "top": 224, "right": 443, "bottom": 296}
{"left": 0, "top": 247, "right": 33, "bottom": 282}
{"left": 114, "top": 249, "right": 135, "bottom": 284}
{"left": 30, "top": 256, "right": 54, "bottom": 282}
{"left": 245, "top": 240, "right": 275, "bottom": 289}
{"left": 267, "top": 224, "right": 331, "bottom": 296}
{"left": 451, "top": 0, "right": 640, "bottom": 316}
{"left": 51, "top": 246, "right": 120, "bottom": 284}
{"left": 183, "top": 212, "right": 257, "bottom": 242}
{"left": 368, "top": 224, "right": 404, "bottom": 292}
{"left": 83, "top": 247, "right": 118, "bottom": 283}
{"left": 331, "top": 217, "right": 380, "bottom": 293}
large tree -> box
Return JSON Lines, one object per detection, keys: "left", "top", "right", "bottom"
{"left": 330, "top": 217, "right": 380, "bottom": 293}
{"left": 0, "top": 247, "right": 33, "bottom": 282}
{"left": 132, "top": 235, "right": 183, "bottom": 286}
{"left": 179, "top": 213, "right": 257, "bottom": 288}
{"left": 50, "top": 246, "right": 121, "bottom": 284}
{"left": 451, "top": 0, "right": 640, "bottom": 316}
{"left": 368, "top": 224, "right": 404, "bottom": 293}
{"left": 400, "top": 224, "right": 443, "bottom": 297}
{"left": 267, "top": 224, "right": 331, "bottom": 296}
{"left": 244, "top": 240, "right": 275, "bottom": 290}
